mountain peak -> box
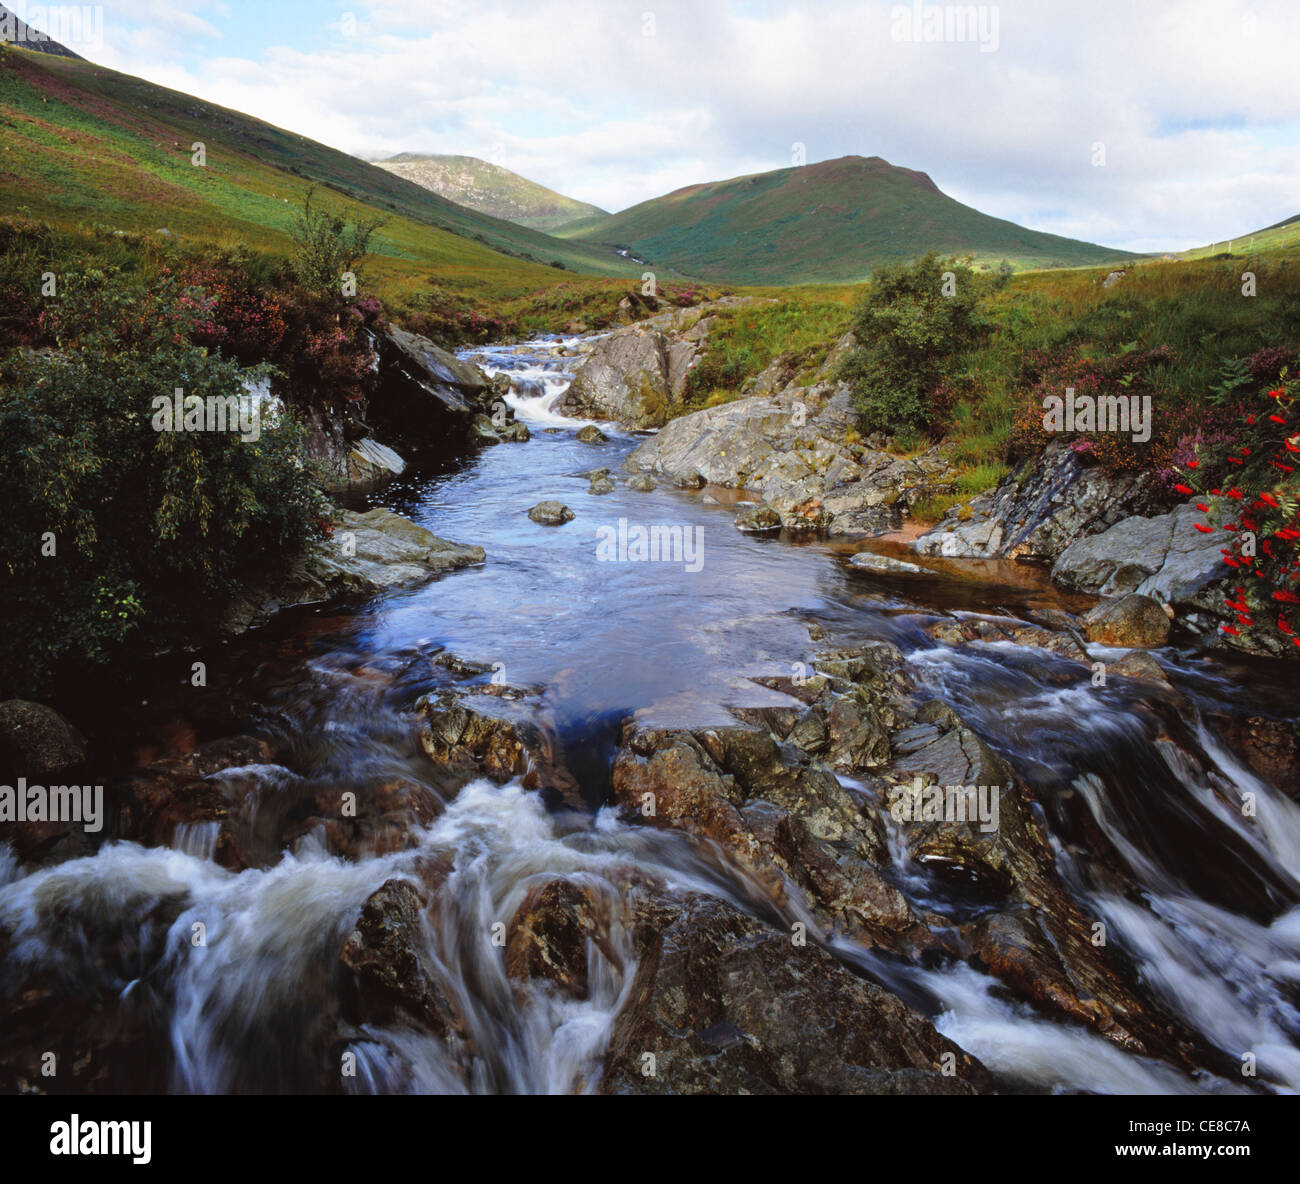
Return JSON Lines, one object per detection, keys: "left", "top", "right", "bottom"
{"left": 558, "top": 155, "right": 1133, "bottom": 284}
{"left": 374, "top": 153, "right": 607, "bottom": 233}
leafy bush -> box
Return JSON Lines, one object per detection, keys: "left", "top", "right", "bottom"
{"left": 0, "top": 270, "right": 327, "bottom": 696}
{"left": 840, "top": 253, "right": 994, "bottom": 437}
{"left": 289, "top": 187, "right": 385, "bottom": 299}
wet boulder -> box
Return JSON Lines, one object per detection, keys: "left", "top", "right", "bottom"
{"left": 339, "top": 878, "right": 459, "bottom": 1037}
{"left": 505, "top": 878, "right": 617, "bottom": 1000}
{"left": 528, "top": 500, "right": 575, "bottom": 525}
{"left": 1083, "top": 593, "right": 1171, "bottom": 648}
{"left": 372, "top": 326, "right": 493, "bottom": 447}
{"left": 601, "top": 894, "right": 991, "bottom": 1095}
{"left": 734, "top": 505, "right": 781, "bottom": 533}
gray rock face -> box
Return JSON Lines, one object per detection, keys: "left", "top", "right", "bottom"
{"left": 373, "top": 326, "right": 501, "bottom": 444}
{"left": 383, "top": 326, "right": 491, "bottom": 405}
{"left": 1051, "top": 502, "right": 1226, "bottom": 604}
{"left": 915, "top": 443, "right": 1159, "bottom": 562}
{"left": 559, "top": 326, "right": 698, "bottom": 428}
{"left": 528, "top": 500, "right": 575, "bottom": 525}
{"left": 626, "top": 385, "right": 954, "bottom": 537}
{"left": 346, "top": 436, "right": 407, "bottom": 486}
{"left": 223, "top": 508, "right": 484, "bottom": 633}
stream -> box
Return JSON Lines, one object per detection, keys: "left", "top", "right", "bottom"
{"left": 2, "top": 335, "right": 1299, "bottom": 1095}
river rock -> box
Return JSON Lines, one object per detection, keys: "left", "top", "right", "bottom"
{"left": 576, "top": 424, "right": 609, "bottom": 444}
{"left": 365, "top": 326, "right": 504, "bottom": 457}
{"left": 1083, "top": 593, "right": 1171, "bottom": 648}
{"left": 1108, "top": 650, "right": 1172, "bottom": 686}
{"left": 734, "top": 505, "right": 781, "bottom": 533}
{"left": 416, "top": 690, "right": 578, "bottom": 804}
{"left": 223, "top": 508, "right": 485, "bottom": 634}
{"left": 474, "top": 413, "right": 530, "bottom": 445}
{"left": 339, "top": 879, "right": 458, "bottom": 1037}
{"left": 528, "top": 500, "right": 575, "bottom": 525}
{"left": 505, "top": 878, "right": 614, "bottom": 1000}
{"left": 850, "top": 553, "right": 923, "bottom": 574}
{"left": 1214, "top": 715, "right": 1300, "bottom": 800}
{"left": 626, "top": 473, "right": 657, "bottom": 492}
{"left": 119, "top": 735, "right": 275, "bottom": 869}
{"left": 1051, "top": 502, "right": 1226, "bottom": 604}
{"left": 601, "top": 893, "right": 991, "bottom": 1095}
{"left": 589, "top": 475, "right": 616, "bottom": 496}
{"left": 560, "top": 326, "right": 698, "bottom": 428}
{"left": 0, "top": 701, "right": 91, "bottom": 865}
{"left": 346, "top": 436, "right": 407, "bottom": 486}
{"left": 625, "top": 384, "right": 954, "bottom": 537}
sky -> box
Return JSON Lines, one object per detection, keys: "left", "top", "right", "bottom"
{"left": 15, "top": 0, "right": 1300, "bottom": 252}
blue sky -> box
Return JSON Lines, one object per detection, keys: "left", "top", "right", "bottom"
{"left": 19, "top": 0, "right": 1300, "bottom": 252}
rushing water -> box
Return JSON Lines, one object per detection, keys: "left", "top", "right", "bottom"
{"left": 3, "top": 335, "right": 1299, "bottom": 1095}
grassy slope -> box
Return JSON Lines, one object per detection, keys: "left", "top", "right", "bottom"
{"left": 557, "top": 155, "right": 1140, "bottom": 285}
{"left": 375, "top": 154, "right": 608, "bottom": 232}
{"left": 1179, "top": 213, "right": 1300, "bottom": 260}
{"left": 0, "top": 47, "right": 648, "bottom": 304}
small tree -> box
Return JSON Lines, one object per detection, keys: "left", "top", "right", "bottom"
{"left": 839, "top": 253, "right": 993, "bottom": 438}
{"left": 289, "top": 186, "right": 386, "bottom": 299}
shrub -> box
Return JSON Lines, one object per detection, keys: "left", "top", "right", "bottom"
{"left": 839, "top": 253, "right": 994, "bottom": 438}
{"left": 0, "top": 270, "right": 327, "bottom": 696}
{"left": 289, "top": 187, "right": 385, "bottom": 299}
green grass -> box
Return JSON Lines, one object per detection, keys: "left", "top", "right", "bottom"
{"left": 0, "top": 46, "right": 660, "bottom": 313}
{"left": 1179, "top": 213, "right": 1300, "bottom": 260}
{"left": 556, "top": 155, "right": 1140, "bottom": 285}
{"left": 681, "top": 290, "right": 858, "bottom": 406}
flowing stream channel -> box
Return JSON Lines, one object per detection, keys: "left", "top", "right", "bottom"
{"left": 3, "top": 335, "right": 1299, "bottom": 1095}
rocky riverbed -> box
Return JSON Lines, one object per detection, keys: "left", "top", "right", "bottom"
{"left": 2, "top": 314, "right": 1298, "bottom": 1096}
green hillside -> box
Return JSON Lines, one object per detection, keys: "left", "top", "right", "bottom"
{"left": 0, "top": 46, "right": 644, "bottom": 299}
{"left": 556, "top": 155, "right": 1139, "bottom": 284}
{"left": 375, "top": 153, "right": 608, "bottom": 232}
{"left": 1179, "top": 213, "right": 1300, "bottom": 260}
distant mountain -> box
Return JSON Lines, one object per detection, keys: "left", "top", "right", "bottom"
{"left": 376, "top": 154, "right": 608, "bottom": 233}
{"left": 556, "top": 155, "right": 1138, "bottom": 284}
{"left": 0, "top": 3, "right": 83, "bottom": 58}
